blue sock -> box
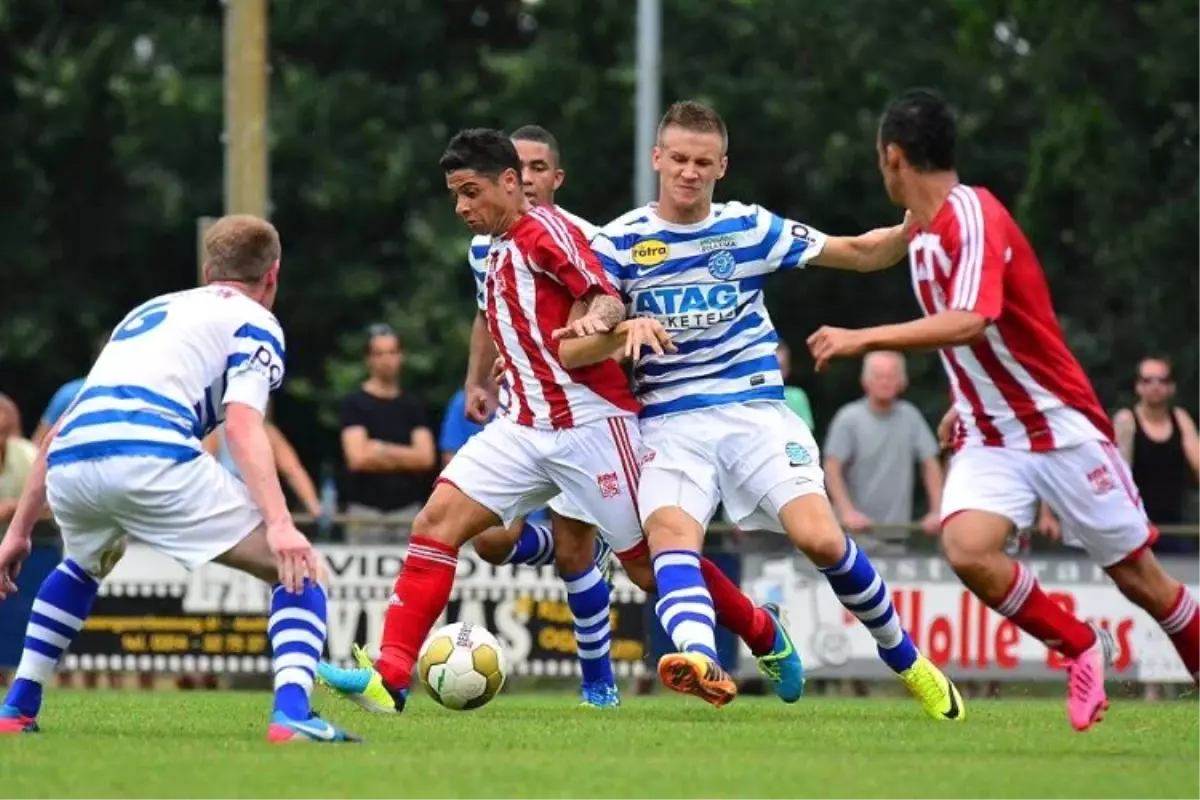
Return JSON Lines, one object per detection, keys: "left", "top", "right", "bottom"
{"left": 5, "top": 559, "right": 99, "bottom": 717}
{"left": 269, "top": 580, "right": 327, "bottom": 720}
{"left": 504, "top": 521, "right": 555, "bottom": 567}
{"left": 562, "top": 566, "right": 615, "bottom": 687}
{"left": 652, "top": 550, "right": 719, "bottom": 664}
{"left": 819, "top": 534, "right": 918, "bottom": 673}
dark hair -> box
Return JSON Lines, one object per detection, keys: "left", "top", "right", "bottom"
{"left": 658, "top": 100, "right": 728, "bottom": 149}
{"left": 365, "top": 323, "right": 399, "bottom": 355}
{"left": 439, "top": 128, "right": 521, "bottom": 178}
{"left": 879, "top": 88, "right": 957, "bottom": 172}
{"left": 510, "top": 125, "right": 560, "bottom": 161}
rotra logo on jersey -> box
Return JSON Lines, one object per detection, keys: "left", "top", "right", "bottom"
{"left": 631, "top": 239, "right": 670, "bottom": 267}
{"left": 631, "top": 283, "right": 738, "bottom": 330}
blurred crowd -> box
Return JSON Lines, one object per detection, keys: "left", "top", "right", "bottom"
{"left": 3, "top": 325, "right": 1196, "bottom": 557}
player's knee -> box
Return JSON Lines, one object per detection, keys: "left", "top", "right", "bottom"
{"left": 473, "top": 525, "right": 518, "bottom": 565}
{"left": 939, "top": 512, "right": 1007, "bottom": 576}
{"left": 777, "top": 494, "right": 844, "bottom": 568}
{"left": 551, "top": 516, "right": 594, "bottom": 574}
{"left": 412, "top": 497, "right": 459, "bottom": 546}
{"left": 645, "top": 508, "right": 703, "bottom": 552}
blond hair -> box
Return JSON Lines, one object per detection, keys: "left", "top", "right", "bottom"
{"left": 657, "top": 100, "right": 728, "bottom": 150}
{"left": 204, "top": 215, "right": 281, "bottom": 283}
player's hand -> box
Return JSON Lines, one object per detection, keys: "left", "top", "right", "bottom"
{"left": 619, "top": 318, "right": 677, "bottom": 361}
{"left": 266, "top": 522, "right": 322, "bottom": 594}
{"left": 919, "top": 510, "right": 942, "bottom": 536}
{"left": 937, "top": 407, "right": 961, "bottom": 450}
{"left": 489, "top": 356, "right": 507, "bottom": 387}
{"left": 0, "top": 531, "right": 33, "bottom": 601}
{"left": 1034, "top": 505, "right": 1062, "bottom": 542}
{"left": 839, "top": 508, "right": 873, "bottom": 533}
{"left": 464, "top": 384, "right": 495, "bottom": 424}
{"left": 806, "top": 326, "right": 867, "bottom": 373}
{"left": 551, "top": 314, "right": 611, "bottom": 341}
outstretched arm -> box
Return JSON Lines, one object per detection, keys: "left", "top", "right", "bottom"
{"left": 810, "top": 214, "right": 913, "bottom": 272}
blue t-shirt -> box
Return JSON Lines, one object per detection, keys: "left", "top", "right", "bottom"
{"left": 439, "top": 389, "right": 488, "bottom": 456}
{"left": 41, "top": 378, "right": 87, "bottom": 427}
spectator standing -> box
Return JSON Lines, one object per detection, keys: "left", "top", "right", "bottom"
{"left": 776, "top": 341, "right": 815, "bottom": 432}
{"left": 1113, "top": 357, "right": 1199, "bottom": 554}
{"left": 0, "top": 395, "right": 37, "bottom": 531}
{"left": 823, "top": 352, "right": 943, "bottom": 547}
{"left": 338, "top": 324, "right": 436, "bottom": 544}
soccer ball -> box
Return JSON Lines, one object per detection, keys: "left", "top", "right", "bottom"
{"left": 417, "top": 622, "right": 507, "bottom": 710}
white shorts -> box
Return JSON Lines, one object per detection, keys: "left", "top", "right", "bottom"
{"left": 546, "top": 494, "right": 596, "bottom": 527}
{"left": 638, "top": 400, "right": 826, "bottom": 533}
{"left": 942, "top": 440, "right": 1155, "bottom": 567}
{"left": 440, "top": 415, "right": 644, "bottom": 556}
{"left": 46, "top": 454, "right": 262, "bottom": 574}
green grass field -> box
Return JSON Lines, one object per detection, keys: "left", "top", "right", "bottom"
{"left": 1, "top": 690, "right": 1196, "bottom": 798}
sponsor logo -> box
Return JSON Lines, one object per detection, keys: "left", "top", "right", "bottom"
{"left": 1087, "top": 465, "right": 1115, "bottom": 496}
{"left": 631, "top": 283, "right": 739, "bottom": 330}
{"left": 597, "top": 472, "right": 621, "bottom": 499}
{"left": 707, "top": 250, "right": 736, "bottom": 280}
{"left": 697, "top": 233, "right": 740, "bottom": 253}
{"left": 791, "top": 223, "right": 813, "bottom": 242}
{"left": 785, "top": 442, "right": 813, "bottom": 467}
{"left": 631, "top": 239, "right": 670, "bottom": 268}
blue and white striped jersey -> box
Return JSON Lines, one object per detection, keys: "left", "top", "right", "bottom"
{"left": 467, "top": 206, "right": 600, "bottom": 311}
{"left": 593, "top": 201, "right": 826, "bottom": 419}
{"left": 47, "top": 286, "right": 286, "bottom": 469}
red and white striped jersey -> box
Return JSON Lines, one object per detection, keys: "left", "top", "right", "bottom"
{"left": 908, "top": 184, "right": 1113, "bottom": 452}
{"left": 484, "top": 205, "right": 639, "bottom": 430}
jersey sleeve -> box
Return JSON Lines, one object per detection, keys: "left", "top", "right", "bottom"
{"left": 468, "top": 238, "right": 490, "bottom": 312}
{"left": 947, "top": 189, "right": 1006, "bottom": 321}
{"left": 588, "top": 233, "right": 628, "bottom": 297}
{"left": 222, "top": 310, "right": 286, "bottom": 414}
{"left": 755, "top": 205, "right": 829, "bottom": 273}
{"left": 41, "top": 380, "right": 82, "bottom": 426}
{"left": 527, "top": 210, "right": 617, "bottom": 301}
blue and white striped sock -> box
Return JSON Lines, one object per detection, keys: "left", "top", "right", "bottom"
{"left": 503, "top": 521, "right": 556, "bottom": 567}
{"left": 4, "top": 559, "right": 99, "bottom": 717}
{"left": 819, "top": 534, "right": 918, "bottom": 673}
{"left": 652, "top": 550, "right": 719, "bottom": 664}
{"left": 562, "top": 566, "right": 615, "bottom": 687}
{"left": 269, "top": 580, "right": 327, "bottom": 720}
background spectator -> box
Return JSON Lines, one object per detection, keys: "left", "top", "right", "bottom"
{"left": 823, "top": 352, "right": 943, "bottom": 547}
{"left": 1113, "top": 356, "right": 1199, "bottom": 554}
{"left": 338, "top": 324, "right": 436, "bottom": 544}
{"left": 32, "top": 333, "right": 109, "bottom": 446}
{"left": 776, "top": 341, "right": 815, "bottom": 433}
{"left": 0, "top": 394, "right": 38, "bottom": 531}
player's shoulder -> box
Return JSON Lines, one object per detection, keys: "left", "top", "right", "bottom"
{"left": 554, "top": 206, "right": 599, "bottom": 241}
{"left": 939, "top": 184, "right": 1012, "bottom": 234}
{"left": 599, "top": 205, "right": 657, "bottom": 238}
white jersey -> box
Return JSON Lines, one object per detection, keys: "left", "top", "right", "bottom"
{"left": 468, "top": 205, "right": 599, "bottom": 311}
{"left": 593, "top": 201, "right": 826, "bottom": 419}
{"left": 47, "top": 286, "right": 286, "bottom": 469}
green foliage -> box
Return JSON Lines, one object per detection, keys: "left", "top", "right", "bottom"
{"left": 2, "top": 0, "right": 1194, "bottom": 466}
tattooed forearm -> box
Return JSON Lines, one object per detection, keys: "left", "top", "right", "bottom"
{"left": 586, "top": 293, "right": 626, "bottom": 329}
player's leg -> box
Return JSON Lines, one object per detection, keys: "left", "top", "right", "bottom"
{"left": 723, "top": 401, "right": 958, "bottom": 718}
{"left": 941, "top": 446, "right": 1109, "bottom": 730}
{"left": 546, "top": 508, "right": 619, "bottom": 707}
{"left": 473, "top": 516, "right": 557, "bottom": 568}
{"left": 0, "top": 469, "right": 120, "bottom": 733}
{"left": 1040, "top": 441, "right": 1199, "bottom": 686}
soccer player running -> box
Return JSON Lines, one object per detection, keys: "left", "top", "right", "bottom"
{"left": 318, "top": 129, "right": 808, "bottom": 713}
{"left": 0, "top": 216, "right": 361, "bottom": 743}
{"left": 463, "top": 125, "right": 622, "bottom": 707}
{"left": 559, "top": 101, "right": 964, "bottom": 719}
{"left": 807, "top": 88, "right": 1199, "bottom": 731}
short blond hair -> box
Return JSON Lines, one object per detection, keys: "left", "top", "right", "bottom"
{"left": 657, "top": 100, "right": 728, "bottom": 150}
{"left": 204, "top": 215, "right": 280, "bottom": 282}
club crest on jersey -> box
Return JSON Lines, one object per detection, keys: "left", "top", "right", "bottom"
{"left": 631, "top": 283, "right": 738, "bottom": 330}
{"left": 707, "top": 250, "right": 736, "bottom": 280}
{"left": 785, "top": 442, "right": 813, "bottom": 467}
{"left": 596, "top": 472, "right": 621, "bottom": 499}
{"left": 631, "top": 239, "right": 669, "bottom": 268}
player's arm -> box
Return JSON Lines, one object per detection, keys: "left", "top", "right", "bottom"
{"left": 530, "top": 219, "right": 626, "bottom": 335}
{"left": 1174, "top": 408, "right": 1200, "bottom": 479}
{"left": 810, "top": 214, "right": 912, "bottom": 272}
{"left": 1112, "top": 408, "right": 1136, "bottom": 466}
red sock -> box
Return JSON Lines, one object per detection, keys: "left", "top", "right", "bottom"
{"left": 1155, "top": 585, "right": 1199, "bottom": 683}
{"left": 377, "top": 536, "right": 459, "bottom": 689}
{"left": 699, "top": 557, "right": 776, "bottom": 656}
{"left": 993, "top": 561, "right": 1096, "bottom": 658}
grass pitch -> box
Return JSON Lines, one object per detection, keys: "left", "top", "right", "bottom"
{"left": 1, "top": 690, "right": 1196, "bottom": 798}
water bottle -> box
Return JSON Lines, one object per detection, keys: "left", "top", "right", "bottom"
{"left": 317, "top": 462, "right": 337, "bottom": 540}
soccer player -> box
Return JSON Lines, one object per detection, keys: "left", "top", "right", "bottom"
{"left": 317, "top": 129, "right": 806, "bottom": 713}
{"left": 463, "top": 124, "right": 621, "bottom": 707}
{"left": 559, "top": 100, "right": 964, "bottom": 719}
{"left": 0, "top": 216, "right": 360, "bottom": 743}
{"left": 807, "top": 87, "right": 1200, "bottom": 731}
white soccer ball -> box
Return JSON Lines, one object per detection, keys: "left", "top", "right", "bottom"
{"left": 417, "top": 622, "right": 508, "bottom": 710}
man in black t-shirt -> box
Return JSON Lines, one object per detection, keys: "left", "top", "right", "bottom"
{"left": 338, "top": 325, "right": 437, "bottom": 543}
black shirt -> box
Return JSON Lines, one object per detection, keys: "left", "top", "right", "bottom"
{"left": 338, "top": 389, "right": 431, "bottom": 511}
{"left": 1132, "top": 409, "right": 1189, "bottom": 525}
